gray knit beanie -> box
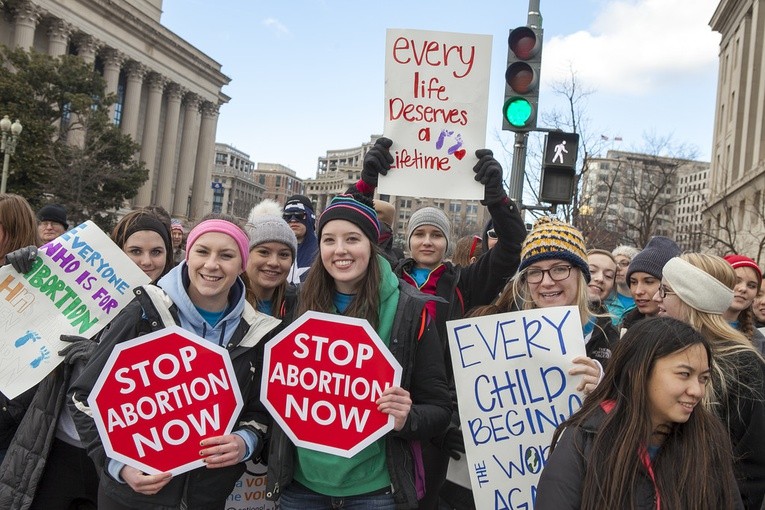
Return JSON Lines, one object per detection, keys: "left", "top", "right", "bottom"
{"left": 406, "top": 207, "right": 451, "bottom": 253}
{"left": 625, "top": 236, "right": 681, "bottom": 282}
{"left": 247, "top": 214, "right": 298, "bottom": 260}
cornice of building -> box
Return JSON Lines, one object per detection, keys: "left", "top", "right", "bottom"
{"left": 710, "top": 0, "right": 748, "bottom": 36}
{"left": 33, "top": 0, "right": 231, "bottom": 100}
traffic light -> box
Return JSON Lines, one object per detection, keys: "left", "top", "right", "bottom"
{"left": 502, "top": 26, "right": 543, "bottom": 132}
{"left": 539, "top": 131, "right": 579, "bottom": 204}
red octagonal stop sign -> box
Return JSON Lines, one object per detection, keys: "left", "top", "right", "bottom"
{"left": 262, "top": 311, "right": 402, "bottom": 458}
{"left": 88, "top": 326, "right": 243, "bottom": 475}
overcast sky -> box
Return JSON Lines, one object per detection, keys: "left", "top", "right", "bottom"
{"left": 161, "top": 0, "right": 721, "bottom": 179}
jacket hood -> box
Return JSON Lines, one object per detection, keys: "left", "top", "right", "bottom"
{"left": 157, "top": 261, "right": 246, "bottom": 347}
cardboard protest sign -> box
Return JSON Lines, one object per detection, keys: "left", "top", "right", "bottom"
{"left": 88, "top": 326, "right": 243, "bottom": 476}
{"left": 0, "top": 221, "right": 150, "bottom": 398}
{"left": 227, "top": 461, "right": 277, "bottom": 510}
{"left": 446, "top": 306, "right": 587, "bottom": 509}
{"left": 262, "top": 311, "right": 402, "bottom": 458}
{"left": 379, "top": 28, "right": 491, "bottom": 200}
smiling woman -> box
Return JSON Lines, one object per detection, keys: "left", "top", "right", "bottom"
{"left": 67, "top": 216, "right": 285, "bottom": 510}
{"left": 535, "top": 317, "right": 743, "bottom": 510}
{"left": 656, "top": 253, "right": 765, "bottom": 508}
{"left": 266, "top": 193, "right": 451, "bottom": 510}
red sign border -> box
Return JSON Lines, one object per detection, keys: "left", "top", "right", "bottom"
{"left": 88, "top": 325, "right": 244, "bottom": 475}
{"left": 261, "top": 311, "right": 403, "bottom": 458}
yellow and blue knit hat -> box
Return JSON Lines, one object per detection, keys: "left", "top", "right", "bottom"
{"left": 518, "top": 216, "right": 590, "bottom": 282}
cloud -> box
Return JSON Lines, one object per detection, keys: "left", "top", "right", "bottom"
{"left": 262, "top": 18, "right": 290, "bottom": 37}
{"left": 543, "top": 0, "right": 721, "bottom": 94}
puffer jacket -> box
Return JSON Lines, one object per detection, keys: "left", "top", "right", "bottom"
{"left": 67, "top": 272, "right": 281, "bottom": 510}
{"left": 0, "top": 365, "right": 67, "bottom": 510}
{"left": 264, "top": 282, "right": 452, "bottom": 509}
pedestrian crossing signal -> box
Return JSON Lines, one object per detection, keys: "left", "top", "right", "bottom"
{"left": 539, "top": 132, "right": 579, "bottom": 204}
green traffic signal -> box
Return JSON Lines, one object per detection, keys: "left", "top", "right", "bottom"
{"left": 503, "top": 97, "right": 533, "bottom": 128}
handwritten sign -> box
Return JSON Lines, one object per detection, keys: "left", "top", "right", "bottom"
{"left": 446, "top": 306, "right": 587, "bottom": 509}
{"left": 379, "top": 28, "right": 491, "bottom": 200}
{"left": 227, "top": 461, "right": 277, "bottom": 510}
{"left": 0, "top": 221, "right": 151, "bottom": 398}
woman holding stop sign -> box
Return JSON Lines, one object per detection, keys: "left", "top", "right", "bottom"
{"left": 68, "top": 215, "right": 282, "bottom": 510}
{"left": 266, "top": 193, "right": 451, "bottom": 510}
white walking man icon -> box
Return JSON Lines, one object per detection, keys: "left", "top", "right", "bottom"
{"left": 552, "top": 140, "right": 568, "bottom": 164}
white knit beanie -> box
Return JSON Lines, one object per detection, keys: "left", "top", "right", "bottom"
{"left": 246, "top": 200, "right": 298, "bottom": 259}
{"left": 662, "top": 257, "right": 734, "bottom": 314}
{"left": 406, "top": 207, "right": 451, "bottom": 253}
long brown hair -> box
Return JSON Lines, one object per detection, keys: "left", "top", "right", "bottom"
{"left": 548, "top": 317, "right": 739, "bottom": 509}
{"left": 297, "top": 238, "right": 383, "bottom": 329}
{"left": 0, "top": 193, "right": 39, "bottom": 261}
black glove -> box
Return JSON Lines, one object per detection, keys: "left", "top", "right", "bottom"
{"left": 361, "top": 137, "right": 394, "bottom": 187}
{"left": 473, "top": 149, "right": 507, "bottom": 206}
{"left": 58, "top": 334, "right": 97, "bottom": 366}
{"left": 439, "top": 425, "right": 465, "bottom": 460}
{"left": 6, "top": 245, "right": 38, "bottom": 274}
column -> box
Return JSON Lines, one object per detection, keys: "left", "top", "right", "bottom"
{"left": 134, "top": 73, "right": 167, "bottom": 207}
{"left": 67, "top": 36, "right": 99, "bottom": 146}
{"left": 172, "top": 93, "right": 201, "bottom": 219}
{"left": 12, "top": 1, "right": 40, "bottom": 50}
{"left": 190, "top": 101, "right": 220, "bottom": 220}
{"left": 47, "top": 19, "right": 72, "bottom": 57}
{"left": 120, "top": 61, "right": 146, "bottom": 140}
{"left": 155, "top": 84, "right": 183, "bottom": 211}
{"left": 75, "top": 34, "right": 99, "bottom": 65}
{"left": 101, "top": 49, "right": 124, "bottom": 122}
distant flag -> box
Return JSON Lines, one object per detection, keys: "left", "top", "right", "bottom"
{"left": 600, "top": 134, "right": 609, "bottom": 141}
{"left": 614, "top": 136, "right": 623, "bottom": 141}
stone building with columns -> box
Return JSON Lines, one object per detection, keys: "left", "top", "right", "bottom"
{"left": 0, "top": 0, "right": 229, "bottom": 221}
{"left": 704, "top": 0, "right": 765, "bottom": 260}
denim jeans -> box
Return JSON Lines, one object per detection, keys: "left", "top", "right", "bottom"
{"left": 280, "top": 481, "right": 395, "bottom": 510}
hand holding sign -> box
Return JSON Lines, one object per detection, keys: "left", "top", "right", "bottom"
{"left": 376, "top": 385, "right": 412, "bottom": 431}
{"left": 473, "top": 149, "right": 507, "bottom": 206}
{"left": 361, "top": 137, "right": 394, "bottom": 188}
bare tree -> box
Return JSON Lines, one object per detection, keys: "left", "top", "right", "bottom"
{"left": 698, "top": 190, "right": 765, "bottom": 264}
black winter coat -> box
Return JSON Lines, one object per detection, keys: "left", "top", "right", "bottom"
{"left": 67, "top": 284, "right": 282, "bottom": 510}
{"left": 264, "top": 282, "right": 452, "bottom": 510}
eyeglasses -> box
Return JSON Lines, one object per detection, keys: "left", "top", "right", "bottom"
{"left": 487, "top": 229, "right": 497, "bottom": 239}
{"left": 658, "top": 285, "right": 675, "bottom": 298}
{"left": 524, "top": 265, "right": 573, "bottom": 284}
{"left": 283, "top": 211, "right": 306, "bottom": 222}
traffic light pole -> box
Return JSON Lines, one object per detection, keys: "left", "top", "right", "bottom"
{"left": 508, "top": 132, "right": 527, "bottom": 204}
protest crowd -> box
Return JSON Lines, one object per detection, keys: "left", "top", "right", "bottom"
{"left": 0, "top": 135, "right": 764, "bottom": 510}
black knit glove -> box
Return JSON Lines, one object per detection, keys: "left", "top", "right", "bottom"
{"left": 361, "top": 137, "right": 394, "bottom": 187}
{"left": 474, "top": 149, "right": 507, "bottom": 206}
{"left": 439, "top": 425, "right": 465, "bottom": 460}
{"left": 58, "top": 334, "right": 97, "bottom": 365}
{"left": 6, "top": 245, "right": 38, "bottom": 274}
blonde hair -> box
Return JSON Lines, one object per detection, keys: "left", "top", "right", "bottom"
{"left": 677, "top": 252, "right": 762, "bottom": 417}
{"left": 471, "top": 265, "right": 594, "bottom": 326}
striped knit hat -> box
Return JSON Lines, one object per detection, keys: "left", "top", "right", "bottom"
{"left": 518, "top": 216, "right": 590, "bottom": 282}
{"left": 318, "top": 194, "right": 380, "bottom": 243}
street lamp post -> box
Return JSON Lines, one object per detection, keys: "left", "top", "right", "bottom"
{"left": 1, "top": 115, "right": 23, "bottom": 194}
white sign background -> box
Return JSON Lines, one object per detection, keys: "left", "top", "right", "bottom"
{"left": 447, "top": 306, "right": 587, "bottom": 509}
{"left": 379, "top": 28, "right": 491, "bottom": 200}
{"left": 0, "top": 221, "right": 150, "bottom": 398}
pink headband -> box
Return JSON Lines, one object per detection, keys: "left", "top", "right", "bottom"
{"left": 185, "top": 219, "right": 249, "bottom": 272}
